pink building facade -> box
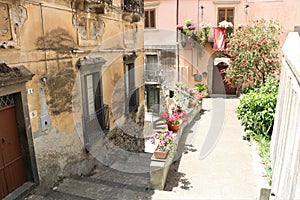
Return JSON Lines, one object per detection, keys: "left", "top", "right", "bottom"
{"left": 144, "top": 0, "right": 300, "bottom": 102}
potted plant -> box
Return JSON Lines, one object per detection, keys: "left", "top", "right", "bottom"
{"left": 218, "top": 20, "right": 234, "bottom": 38}
{"left": 161, "top": 106, "right": 187, "bottom": 132}
{"left": 149, "top": 125, "right": 177, "bottom": 159}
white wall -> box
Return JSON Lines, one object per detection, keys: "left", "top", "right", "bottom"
{"left": 271, "top": 32, "right": 300, "bottom": 199}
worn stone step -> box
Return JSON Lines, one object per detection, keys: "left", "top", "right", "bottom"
{"left": 90, "top": 164, "right": 150, "bottom": 189}
{"left": 25, "top": 189, "right": 94, "bottom": 200}
{"left": 56, "top": 178, "right": 152, "bottom": 200}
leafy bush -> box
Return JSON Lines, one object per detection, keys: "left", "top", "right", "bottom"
{"left": 237, "top": 77, "right": 279, "bottom": 137}
{"left": 238, "top": 77, "right": 278, "bottom": 186}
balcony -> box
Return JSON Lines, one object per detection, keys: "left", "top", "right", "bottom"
{"left": 144, "top": 70, "right": 164, "bottom": 84}
{"left": 71, "top": 0, "right": 112, "bottom": 14}
{"left": 123, "top": 0, "right": 143, "bottom": 14}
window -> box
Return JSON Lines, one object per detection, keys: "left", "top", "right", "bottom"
{"left": 217, "top": 7, "right": 234, "bottom": 25}
{"left": 145, "top": 55, "right": 158, "bottom": 82}
{"left": 146, "top": 55, "right": 158, "bottom": 71}
{"left": 144, "top": 9, "right": 155, "bottom": 28}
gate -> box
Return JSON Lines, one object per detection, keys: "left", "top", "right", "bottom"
{"left": 0, "top": 95, "right": 26, "bottom": 199}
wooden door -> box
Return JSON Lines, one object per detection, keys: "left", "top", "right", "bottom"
{"left": 0, "top": 105, "right": 26, "bottom": 199}
{"left": 212, "top": 63, "right": 236, "bottom": 95}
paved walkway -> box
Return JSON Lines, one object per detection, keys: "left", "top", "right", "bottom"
{"left": 25, "top": 98, "right": 258, "bottom": 200}
{"left": 152, "top": 98, "right": 258, "bottom": 199}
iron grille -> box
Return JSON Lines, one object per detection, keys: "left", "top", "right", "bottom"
{"left": 0, "top": 94, "right": 14, "bottom": 109}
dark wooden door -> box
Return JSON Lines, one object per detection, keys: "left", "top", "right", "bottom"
{"left": 0, "top": 106, "right": 26, "bottom": 199}
{"left": 212, "top": 63, "right": 236, "bottom": 95}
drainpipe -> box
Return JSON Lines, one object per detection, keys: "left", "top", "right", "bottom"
{"left": 176, "top": 0, "right": 180, "bottom": 82}
{"left": 39, "top": 3, "right": 48, "bottom": 77}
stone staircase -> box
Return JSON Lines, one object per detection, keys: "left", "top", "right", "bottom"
{"left": 25, "top": 164, "right": 153, "bottom": 200}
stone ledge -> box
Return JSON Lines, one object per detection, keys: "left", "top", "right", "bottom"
{"left": 150, "top": 103, "right": 202, "bottom": 190}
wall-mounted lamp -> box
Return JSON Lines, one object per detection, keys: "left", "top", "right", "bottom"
{"left": 200, "top": 5, "right": 204, "bottom": 21}
{"left": 244, "top": 5, "right": 250, "bottom": 15}
{"left": 202, "top": 72, "right": 208, "bottom": 79}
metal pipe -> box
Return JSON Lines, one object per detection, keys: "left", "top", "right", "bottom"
{"left": 71, "top": 48, "right": 145, "bottom": 53}
{"left": 176, "top": 0, "right": 180, "bottom": 82}
{"left": 39, "top": 3, "right": 48, "bottom": 76}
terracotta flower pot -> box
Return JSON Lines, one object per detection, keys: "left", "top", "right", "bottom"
{"left": 154, "top": 148, "right": 169, "bottom": 159}
{"left": 168, "top": 123, "right": 180, "bottom": 132}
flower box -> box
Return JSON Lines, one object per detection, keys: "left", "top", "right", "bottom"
{"left": 153, "top": 148, "right": 169, "bottom": 159}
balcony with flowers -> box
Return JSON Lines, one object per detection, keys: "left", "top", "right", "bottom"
{"left": 177, "top": 19, "right": 234, "bottom": 51}
{"left": 177, "top": 19, "right": 212, "bottom": 47}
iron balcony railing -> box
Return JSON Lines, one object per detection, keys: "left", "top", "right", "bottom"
{"left": 123, "top": 0, "right": 143, "bottom": 14}
{"left": 71, "top": 0, "right": 112, "bottom": 13}
{"left": 144, "top": 70, "right": 164, "bottom": 84}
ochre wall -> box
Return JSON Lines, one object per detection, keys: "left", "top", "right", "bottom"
{"left": 0, "top": 0, "right": 144, "bottom": 186}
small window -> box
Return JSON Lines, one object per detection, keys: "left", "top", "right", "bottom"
{"left": 217, "top": 7, "right": 234, "bottom": 25}
{"left": 144, "top": 9, "right": 156, "bottom": 29}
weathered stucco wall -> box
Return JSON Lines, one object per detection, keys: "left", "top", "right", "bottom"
{"left": 0, "top": 0, "right": 144, "bottom": 187}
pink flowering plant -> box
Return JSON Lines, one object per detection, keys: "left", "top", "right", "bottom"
{"left": 161, "top": 106, "right": 187, "bottom": 125}
{"left": 149, "top": 125, "right": 177, "bottom": 151}
{"left": 177, "top": 20, "right": 212, "bottom": 46}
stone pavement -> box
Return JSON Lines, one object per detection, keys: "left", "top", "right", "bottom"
{"left": 25, "top": 98, "right": 258, "bottom": 200}
{"left": 152, "top": 98, "right": 258, "bottom": 199}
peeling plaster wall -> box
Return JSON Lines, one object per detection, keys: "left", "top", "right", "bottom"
{"left": 0, "top": 2, "right": 27, "bottom": 48}
{"left": 0, "top": 0, "right": 145, "bottom": 187}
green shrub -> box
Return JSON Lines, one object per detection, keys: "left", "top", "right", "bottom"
{"left": 238, "top": 77, "right": 278, "bottom": 186}
{"left": 237, "top": 77, "right": 279, "bottom": 137}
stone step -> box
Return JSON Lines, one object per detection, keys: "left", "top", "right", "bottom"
{"left": 90, "top": 164, "right": 150, "bottom": 189}
{"left": 56, "top": 177, "right": 152, "bottom": 200}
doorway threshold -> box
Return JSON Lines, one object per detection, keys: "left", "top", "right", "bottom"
{"left": 210, "top": 94, "right": 237, "bottom": 98}
{"left": 3, "top": 182, "right": 37, "bottom": 200}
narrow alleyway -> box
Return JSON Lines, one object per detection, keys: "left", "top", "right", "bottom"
{"left": 25, "top": 98, "right": 258, "bottom": 200}
{"left": 152, "top": 98, "right": 258, "bottom": 199}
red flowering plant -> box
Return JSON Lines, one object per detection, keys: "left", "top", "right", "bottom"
{"left": 149, "top": 125, "right": 177, "bottom": 151}
{"left": 224, "top": 19, "right": 282, "bottom": 91}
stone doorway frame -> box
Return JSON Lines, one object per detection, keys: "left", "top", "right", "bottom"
{"left": 0, "top": 65, "right": 39, "bottom": 199}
